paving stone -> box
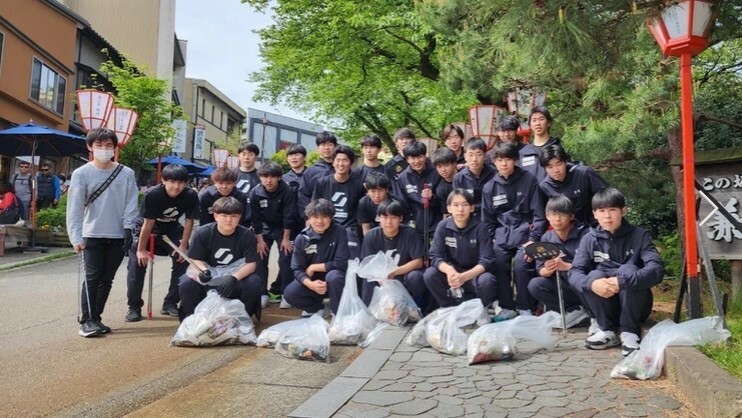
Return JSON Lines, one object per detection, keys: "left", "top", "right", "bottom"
{"left": 388, "top": 352, "right": 412, "bottom": 363}
{"left": 535, "top": 389, "right": 567, "bottom": 398}
{"left": 380, "top": 383, "right": 416, "bottom": 392}
{"left": 494, "top": 391, "right": 516, "bottom": 400}
{"left": 526, "top": 362, "right": 557, "bottom": 371}
{"left": 468, "top": 396, "right": 492, "bottom": 405}
{"left": 550, "top": 375, "right": 580, "bottom": 383}
{"left": 352, "top": 391, "right": 415, "bottom": 406}
{"left": 517, "top": 403, "right": 543, "bottom": 413}
{"left": 592, "top": 411, "right": 621, "bottom": 418}
{"left": 506, "top": 411, "right": 535, "bottom": 418}
{"left": 435, "top": 395, "right": 463, "bottom": 405}
{"left": 458, "top": 381, "right": 475, "bottom": 389}
{"left": 534, "top": 396, "right": 570, "bottom": 408}
{"left": 338, "top": 403, "right": 391, "bottom": 418}
{"left": 428, "top": 375, "right": 458, "bottom": 384}
{"left": 387, "top": 399, "right": 438, "bottom": 416}
{"left": 489, "top": 364, "right": 518, "bottom": 373}
{"left": 515, "top": 390, "right": 535, "bottom": 401}
{"left": 375, "top": 370, "right": 409, "bottom": 381}
{"left": 429, "top": 404, "right": 465, "bottom": 417}
{"left": 382, "top": 362, "right": 404, "bottom": 371}
{"left": 411, "top": 368, "right": 453, "bottom": 378}
{"left": 436, "top": 387, "right": 460, "bottom": 396}
{"left": 491, "top": 398, "right": 532, "bottom": 409}
{"left": 459, "top": 391, "right": 482, "bottom": 400}
{"left": 464, "top": 405, "right": 484, "bottom": 415}
{"left": 471, "top": 375, "right": 495, "bottom": 382}
{"left": 411, "top": 351, "right": 444, "bottom": 362}
{"left": 647, "top": 394, "right": 682, "bottom": 410}
{"left": 481, "top": 403, "right": 508, "bottom": 416}
{"left": 452, "top": 368, "right": 476, "bottom": 377}
{"left": 413, "top": 391, "right": 437, "bottom": 399}
{"left": 501, "top": 383, "right": 527, "bottom": 391}
{"left": 539, "top": 407, "right": 575, "bottom": 417}
{"left": 363, "top": 380, "right": 394, "bottom": 391}
{"left": 413, "top": 382, "right": 437, "bottom": 392}
{"left": 565, "top": 408, "right": 600, "bottom": 418}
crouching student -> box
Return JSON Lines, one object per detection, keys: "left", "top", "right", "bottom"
{"left": 569, "top": 188, "right": 664, "bottom": 355}
{"left": 178, "top": 196, "right": 263, "bottom": 321}
{"left": 358, "top": 172, "right": 397, "bottom": 236}
{"left": 424, "top": 189, "right": 496, "bottom": 309}
{"left": 360, "top": 200, "right": 433, "bottom": 313}
{"left": 527, "top": 196, "right": 589, "bottom": 329}
{"left": 283, "top": 199, "right": 349, "bottom": 318}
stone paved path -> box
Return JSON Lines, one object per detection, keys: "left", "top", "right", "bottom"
{"left": 335, "top": 327, "right": 696, "bottom": 418}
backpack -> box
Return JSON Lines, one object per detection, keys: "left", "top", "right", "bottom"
{"left": 12, "top": 174, "right": 32, "bottom": 193}
{"left": 0, "top": 194, "right": 20, "bottom": 224}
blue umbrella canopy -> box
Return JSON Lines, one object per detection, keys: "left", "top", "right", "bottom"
{"left": 0, "top": 122, "right": 87, "bottom": 157}
{"left": 148, "top": 155, "right": 207, "bottom": 175}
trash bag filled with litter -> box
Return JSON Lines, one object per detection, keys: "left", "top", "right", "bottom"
{"left": 171, "top": 290, "right": 257, "bottom": 347}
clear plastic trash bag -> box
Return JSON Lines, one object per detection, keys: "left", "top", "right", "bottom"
{"left": 275, "top": 314, "right": 331, "bottom": 363}
{"left": 611, "top": 316, "right": 731, "bottom": 380}
{"left": 171, "top": 290, "right": 257, "bottom": 347}
{"left": 329, "top": 260, "right": 379, "bottom": 345}
{"left": 360, "top": 251, "right": 421, "bottom": 326}
{"left": 467, "top": 311, "right": 561, "bottom": 365}
{"left": 406, "top": 299, "right": 487, "bottom": 356}
{"left": 256, "top": 317, "right": 309, "bottom": 348}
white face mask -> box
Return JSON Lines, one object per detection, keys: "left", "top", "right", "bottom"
{"left": 93, "top": 149, "right": 114, "bottom": 163}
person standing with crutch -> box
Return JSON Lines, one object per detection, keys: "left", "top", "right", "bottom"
{"left": 67, "top": 128, "right": 138, "bottom": 337}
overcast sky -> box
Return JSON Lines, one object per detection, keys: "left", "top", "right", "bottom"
{"left": 175, "top": 0, "right": 312, "bottom": 123}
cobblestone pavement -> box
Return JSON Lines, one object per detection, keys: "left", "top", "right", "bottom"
{"left": 335, "top": 328, "right": 696, "bottom": 418}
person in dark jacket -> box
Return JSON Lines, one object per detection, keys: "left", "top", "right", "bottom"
{"left": 236, "top": 142, "right": 260, "bottom": 196}
{"left": 453, "top": 137, "right": 496, "bottom": 219}
{"left": 197, "top": 167, "right": 251, "bottom": 228}
{"left": 518, "top": 106, "right": 561, "bottom": 181}
{"left": 298, "top": 131, "right": 337, "bottom": 220}
{"left": 539, "top": 144, "right": 608, "bottom": 227}
{"left": 424, "top": 189, "right": 496, "bottom": 309}
{"left": 482, "top": 142, "right": 547, "bottom": 321}
{"left": 441, "top": 124, "right": 466, "bottom": 168}
{"left": 283, "top": 199, "right": 349, "bottom": 317}
{"left": 36, "top": 162, "right": 61, "bottom": 210}
{"left": 431, "top": 147, "right": 457, "bottom": 217}
{"left": 569, "top": 188, "right": 664, "bottom": 356}
{"left": 312, "top": 145, "right": 366, "bottom": 258}
{"left": 356, "top": 135, "right": 386, "bottom": 182}
{"left": 385, "top": 128, "right": 415, "bottom": 181}
{"left": 358, "top": 172, "right": 395, "bottom": 236}
{"left": 527, "top": 196, "right": 590, "bottom": 329}
{"left": 283, "top": 143, "right": 306, "bottom": 234}
{"left": 250, "top": 162, "right": 298, "bottom": 305}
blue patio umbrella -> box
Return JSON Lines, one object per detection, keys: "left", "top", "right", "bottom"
{"left": 148, "top": 155, "right": 207, "bottom": 175}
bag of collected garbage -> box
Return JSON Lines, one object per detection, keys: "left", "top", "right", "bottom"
{"left": 467, "top": 311, "right": 560, "bottom": 365}
{"left": 406, "top": 299, "right": 486, "bottom": 355}
{"left": 171, "top": 290, "right": 257, "bottom": 347}
{"left": 275, "top": 314, "right": 331, "bottom": 362}
{"left": 257, "top": 317, "right": 308, "bottom": 347}
{"left": 611, "top": 316, "right": 731, "bottom": 380}
{"left": 329, "top": 260, "right": 378, "bottom": 345}
{"left": 360, "top": 251, "right": 421, "bottom": 326}
{"left": 186, "top": 259, "right": 245, "bottom": 286}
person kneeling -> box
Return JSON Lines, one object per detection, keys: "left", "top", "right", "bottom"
{"left": 283, "top": 199, "right": 349, "bottom": 318}
{"left": 424, "top": 189, "right": 496, "bottom": 310}
{"left": 570, "top": 188, "right": 664, "bottom": 356}
{"left": 178, "top": 196, "right": 263, "bottom": 321}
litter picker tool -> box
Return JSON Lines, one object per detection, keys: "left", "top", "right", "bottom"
{"left": 525, "top": 242, "right": 567, "bottom": 335}
{"left": 147, "top": 234, "right": 155, "bottom": 320}
{"left": 161, "top": 235, "right": 212, "bottom": 284}
{"left": 77, "top": 252, "right": 93, "bottom": 324}
{"left": 422, "top": 183, "right": 431, "bottom": 268}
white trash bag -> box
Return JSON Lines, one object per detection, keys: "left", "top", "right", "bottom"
{"left": 360, "top": 251, "right": 421, "bottom": 326}
{"left": 171, "top": 290, "right": 257, "bottom": 347}
{"left": 275, "top": 314, "right": 331, "bottom": 363}
{"left": 467, "top": 311, "right": 560, "bottom": 365}
{"left": 406, "top": 299, "right": 487, "bottom": 355}
{"left": 611, "top": 316, "right": 731, "bottom": 380}
{"left": 329, "top": 260, "right": 378, "bottom": 345}
{"left": 256, "top": 317, "right": 309, "bottom": 347}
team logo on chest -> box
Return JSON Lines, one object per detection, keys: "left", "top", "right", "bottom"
{"left": 214, "top": 248, "right": 234, "bottom": 265}
{"left": 593, "top": 250, "right": 610, "bottom": 263}
{"left": 445, "top": 237, "right": 457, "bottom": 248}
{"left": 405, "top": 184, "right": 418, "bottom": 195}
{"left": 492, "top": 194, "right": 507, "bottom": 206}
{"left": 158, "top": 207, "right": 180, "bottom": 222}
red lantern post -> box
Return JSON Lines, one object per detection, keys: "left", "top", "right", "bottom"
{"left": 468, "top": 105, "right": 508, "bottom": 149}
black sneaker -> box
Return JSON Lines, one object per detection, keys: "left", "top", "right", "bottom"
{"left": 125, "top": 308, "right": 143, "bottom": 322}
{"left": 161, "top": 305, "right": 179, "bottom": 317}
{"left": 95, "top": 320, "right": 112, "bottom": 334}
{"left": 79, "top": 320, "right": 102, "bottom": 338}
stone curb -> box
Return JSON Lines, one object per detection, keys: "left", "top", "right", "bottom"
{"left": 288, "top": 327, "right": 409, "bottom": 418}
{"left": 0, "top": 250, "right": 75, "bottom": 271}
{"left": 664, "top": 346, "right": 742, "bottom": 418}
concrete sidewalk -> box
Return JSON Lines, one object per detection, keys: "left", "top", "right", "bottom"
{"left": 0, "top": 246, "right": 74, "bottom": 270}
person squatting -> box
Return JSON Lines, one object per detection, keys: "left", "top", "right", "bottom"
{"left": 68, "top": 110, "right": 664, "bottom": 357}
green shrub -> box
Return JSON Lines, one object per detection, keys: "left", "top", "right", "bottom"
{"left": 36, "top": 194, "right": 68, "bottom": 233}
{"left": 658, "top": 231, "right": 682, "bottom": 278}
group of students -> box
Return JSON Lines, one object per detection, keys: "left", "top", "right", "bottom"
{"left": 67, "top": 106, "right": 664, "bottom": 357}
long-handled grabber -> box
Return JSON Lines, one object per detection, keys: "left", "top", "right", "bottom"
{"left": 525, "top": 242, "right": 567, "bottom": 336}
{"left": 147, "top": 233, "right": 155, "bottom": 320}
{"left": 78, "top": 252, "right": 93, "bottom": 323}
{"left": 422, "top": 183, "right": 431, "bottom": 268}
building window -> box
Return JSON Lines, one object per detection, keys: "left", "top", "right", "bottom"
{"left": 220, "top": 111, "right": 224, "bottom": 129}
{"left": 29, "top": 58, "right": 66, "bottom": 114}
{"left": 211, "top": 105, "right": 215, "bottom": 123}
{"left": 201, "top": 98, "right": 206, "bottom": 117}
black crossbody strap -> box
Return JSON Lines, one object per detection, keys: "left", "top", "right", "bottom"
{"left": 85, "top": 164, "right": 124, "bottom": 207}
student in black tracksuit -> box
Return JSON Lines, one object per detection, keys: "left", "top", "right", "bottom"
{"left": 198, "top": 167, "right": 251, "bottom": 228}
{"left": 283, "top": 199, "right": 349, "bottom": 316}
{"left": 360, "top": 200, "right": 431, "bottom": 311}
{"left": 441, "top": 124, "right": 467, "bottom": 169}
{"left": 431, "top": 147, "right": 457, "bottom": 218}
{"left": 250, "top": 162, "right": 298, "bottom": 300}
{"left": 453, "top": 137, "right": 496, "bottom": 219}
{"left": 570, "top": 188, "right": 664, "bottom": 356}
{"left": 482, "top": 142, "right": 547, "bottom": 321}
{"left": 283, "top": 143, "right": 307, "bottom": 233}
{"left": 488, "top": 117, "right": 525, "bottom": 166}
{"left": 356, "top": 135, "right": 386, "bottom": 182}
{"left": 236, "top": 142, "right": 261, "bottom": 197}
{"left": 358, "top": 172, "right": 396, "bottom": 236}
{"left": 518, "top": 106, "right": 561, "bottom": 182}
{"left": 538, "top": 144, "right": 608, "bottom": 227}
{"left": 312, "top": 145, "right": 366, "bottom": 258}
{"left": 125, "top": 164, "right": 199, "bottom": 321}
{"left": 527, "top": 196, "right": 590, "bottom": 329}
{"left": 393, "top": 141, "right": 443, "bottom": 245}
{"left": 385, "top": 128, "right": 415, "bottom": 181}
{"left": 298, "top": 131, "right": 337, "bottom": 221}
{"left": 424, "top": 189, "right": 497, "bottom": 309}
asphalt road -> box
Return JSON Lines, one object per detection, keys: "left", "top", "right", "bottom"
{"left": 0, "top": 251, "right": 356, "bottom": 417}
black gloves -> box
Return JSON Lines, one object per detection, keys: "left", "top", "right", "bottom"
{"left": 123, "top": 229, "right": 133, "bottom": 251}
{"left": 198, "top": 270, "right": 213, "bottom": 284}
{"left": 217, "top": 275, "right": 238, "bottom": 297}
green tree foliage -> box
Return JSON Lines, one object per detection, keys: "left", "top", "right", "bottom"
{"left": 98, "top": 56, "right": 184, "bottom": 176}
{"left": 270, "top": 149, "right": 290, "bottom": 171}
{"left": 243, "top": 0, "right": 475, "bottom": 153}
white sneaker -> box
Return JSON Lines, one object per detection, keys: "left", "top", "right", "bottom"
{"left": 518, "top": 309, "right": 533, "bottom": 317}
{"left": 279, "top": 299, "right": 292, "bottom": 309}
{"left": 301, "top": 310, "right": 312, "bottom": 318}
{"left": 564, "top": 307, "right": 589, "bottom": 329}
{"left": 588, "top": 318, "right": 600, "bottom": 336}
{"left": 585, "top": 329, "right": 619, "bottom": 350}
{"left": 493, "top": 308, "right": 517, "bottom": 322}
{"left": 620, "top": 332, "right": 640, "bottom": 356}
{"left": 261, "top": 295, "right": 269, "bottom": 309}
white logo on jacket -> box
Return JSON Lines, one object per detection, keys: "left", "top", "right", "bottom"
{"left": 522, "top": 156, "right": 536, "bottom": 166}
{"left": 593, "top": 250, "right": 610, "bottom": 263}
{"left": 405, "top": 184, "right": 418, "bottom": 194}
{"left": 492, "top": 194, "right": 507, "bottom": 206}
{"left": 445, "top": 237, "right": 457, "bottom": 248}
{"left": 306, "top": 244, "right": 317, "bottom": 254}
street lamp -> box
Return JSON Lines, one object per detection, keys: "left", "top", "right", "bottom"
{"left": 468, "top": 105, "right": 508, "bottom": 149}
{"left": 451, "top": 122, "right": 473, "bottom": 141}
{"left": 647, "top": 0, "right": 716, "bottom": 318}
{"left": 507, "top": 88, "right": 546, "bottom": 143}
{"left": 106, "top": 106, "right": 139, "bottom": 161}
{"left": 213, "top": 149, "right": 229, "bottom": 168}
{"left": 75, "top": 89, "right": 114, "bottom": 131}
